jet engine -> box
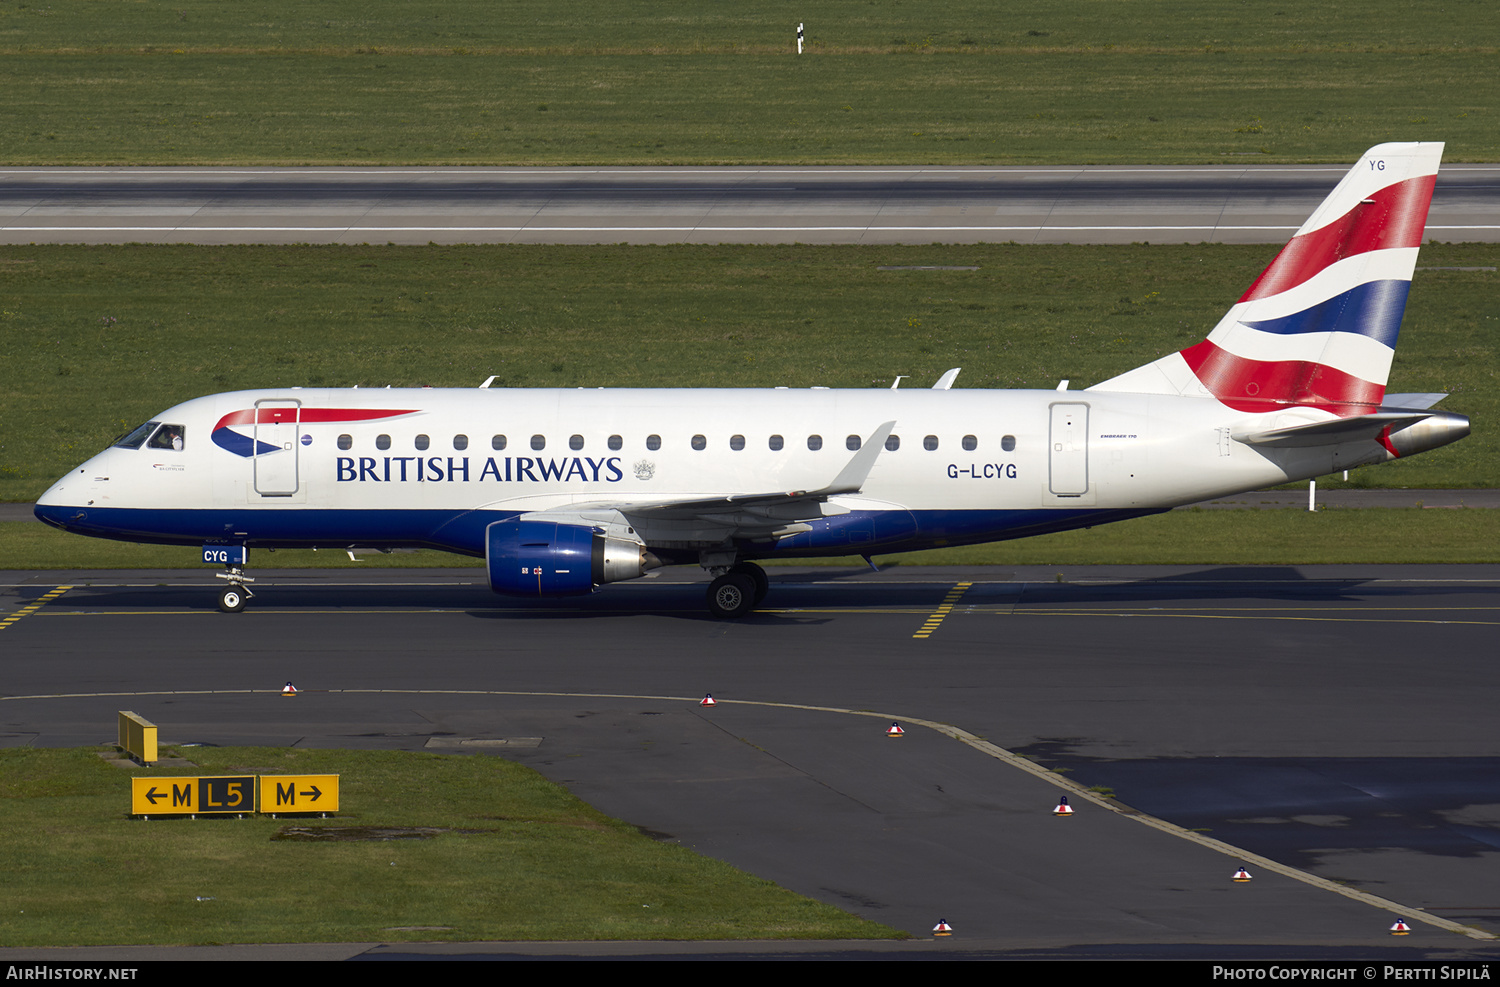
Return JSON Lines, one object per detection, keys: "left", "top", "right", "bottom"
{"left": 485, "top": 519, "right": 659, "bottom": 597}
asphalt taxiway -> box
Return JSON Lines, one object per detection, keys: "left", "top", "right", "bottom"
{"left": 2, "top": 564, "right": 1498, "bottom": 958}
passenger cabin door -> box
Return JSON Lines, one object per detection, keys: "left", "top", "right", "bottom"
{"left": 253, "top": 399, "right": 300, "bottom": 496}
{"left": 1048, "top": 402, "right": 1089, "bottom": 497}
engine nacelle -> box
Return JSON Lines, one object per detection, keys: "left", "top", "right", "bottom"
{"left": 486, "top": 519, "right": 658, "bottom": 597}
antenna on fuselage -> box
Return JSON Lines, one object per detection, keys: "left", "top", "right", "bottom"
{"left": 480, "top": 376, "right": 497, "bottom": 388}
{"left": 890, "top": 376, "right": 908, "bottom": 389}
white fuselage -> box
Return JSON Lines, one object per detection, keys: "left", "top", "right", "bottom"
{"left": 36, "top": 385, "right": 1345, "bottom": 560}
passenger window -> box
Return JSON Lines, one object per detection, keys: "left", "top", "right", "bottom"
{"left": 923, "top": 435, "right": 939, "bottom": 451}
{"left": 570, "top": 434, "right": 584, "bottom": 451}
{"left": 608, "top": 435, "right": 623, "bottom": 451}
{"left": 531, "top": 434, "right": 545, "bottom": 451}
{"left": 337, "top": 434, "right": 352, "bottom": 450}
{"left": 1002, "top": 434, "right": 1016, "bottom": 452}
{"left": 730, "top": 434, "right": 745, "bottom": 451}
{"left": 492, "top": 434, "right": 507, "bottom": 451}
{"left": 807, "top": 435, "right": 823, "bottom": 451}
{"left": 846, "top": 435, "right": 861, "bottom": 451}
{"left": 415, "top": 434, "right": 430, "bottom": 451}
{"left": 885, "top": 434, "right": 900, "bottom": 451}
{"left": 647, "top": 434, "right": 662, "bottom": 451}
{"left": 114, "top": 421, "right": 159, "bottom": 450}
{"left": 454, "top": 434, "right": 468, "bottom": 451}
{"left": 769, "top": 434, "right": 784, "bottom": 451}
{"left": 962, "top": 435, "right": 977, "bottom": 451}
{"left": 376, "top": 434, "right": 391, "bottom": 451}
{"left": 148, "top": 424, "right": 186, "bottom": 451}
{"left": 691, "top": 434, "right": 707, "bottom": 451}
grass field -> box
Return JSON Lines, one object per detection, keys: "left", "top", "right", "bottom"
{"left": 2, "top": 1, "right": 1496, "bottom": 164}
{"left": 0, "top": 746, "right": 900, "bottom": 946}
{"left": 2, "top": 242, "right": 1494, "bottom": 505}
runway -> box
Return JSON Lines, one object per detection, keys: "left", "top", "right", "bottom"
{"left": 3, "top": 564, "right": 1499, "bottom": 958}
{"left": 4, "top": 163, "right": 1500, "bottom": 245}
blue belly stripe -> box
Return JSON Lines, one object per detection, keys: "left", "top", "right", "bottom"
{"left": 35, "top": 503, "right": 1166, "bottom": 561}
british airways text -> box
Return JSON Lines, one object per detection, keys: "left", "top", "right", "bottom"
{"left": 336, "top": 456, "right": 625, "bottom": 483}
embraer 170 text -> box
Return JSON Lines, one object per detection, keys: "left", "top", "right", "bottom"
{"left": 36, "top": 143, "right": 1470, "bottom": 617}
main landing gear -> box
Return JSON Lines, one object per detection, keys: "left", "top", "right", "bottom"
{"left": 216, "top": 565, "right": 255, "bottom": 613}
{"left": 706, "top": 562, "right": 768, "bottom": 619}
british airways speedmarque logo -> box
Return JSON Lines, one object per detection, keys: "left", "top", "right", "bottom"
{"left": 211, "top": 408, "right": 418, "bottom": 457}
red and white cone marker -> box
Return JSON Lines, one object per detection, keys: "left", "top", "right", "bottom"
{"left": 1232, "top": 866, "right": 1252, "bottom": 883}
{"left": 1390, "top": 919, "right": 1411, "bottom": 936}
{"left": 281, "top": 681, "right": 297, "bottom": 697}
{"left": 886, "top": 722, "right": 904, "bottom": 737}
{"left": 700, "top": 693, "right": 716, "bottom": 707}
{"left": 1054, "top": 795, "right": 1073, "bottom": 816}
{"left": 932, "top": 920, "right": 953, "bottom": 937}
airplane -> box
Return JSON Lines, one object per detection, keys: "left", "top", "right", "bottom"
{"left": 34, "top": 142, "right": 1470, "bottom": 618}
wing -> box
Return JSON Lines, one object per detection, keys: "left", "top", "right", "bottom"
{"left": 519, "top": 421, "right": 897, "bottom": 546}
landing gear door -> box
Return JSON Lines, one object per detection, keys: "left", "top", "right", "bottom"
{"left": 1048, "top": 402, "right": 1090, "bottom": 497}
{"left": 253, "top": 399, "right": 300, "bottom": 496}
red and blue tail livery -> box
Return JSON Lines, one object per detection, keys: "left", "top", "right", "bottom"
{"left": 1094, "top": 142, "right": 1442, "bottom": 415}
{"left": 37, "top": 143, "right": 1470, "bottom": 617}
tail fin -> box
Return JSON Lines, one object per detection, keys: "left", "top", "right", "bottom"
{"left": 1090, "top": 142, "right": 1443, "bottom": 414}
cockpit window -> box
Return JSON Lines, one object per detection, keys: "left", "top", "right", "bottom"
{"left": 148, "top": 424, "right": 186, "bottom": 451}
{"left": 114, "top": 421, "right": 160, "bottom": 450}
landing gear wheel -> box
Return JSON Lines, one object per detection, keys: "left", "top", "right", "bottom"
{"left": 730, "top": 562, "right": 769, "bottom": 605}
{"left": 706, "top": 572, "right": 756, "bottom": 619}
{"left": 218, "top": 587, "right": 247, "bottom": 614}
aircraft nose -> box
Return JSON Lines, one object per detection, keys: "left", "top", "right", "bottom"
{"left": 36, "top": 465, "right": 86, "bottom": 507}
{"left": 36, "top": 477, "right": 65, "bottom": 509}
{"left": 35, "top": 473, "right": 80, "bottom": 527}
{"left": 34, "top": 457, "right": 102, "bottom": 528}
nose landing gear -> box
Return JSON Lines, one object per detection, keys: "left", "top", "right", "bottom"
{"left": 215, "top": 565, "right": 255, "bottom": 613}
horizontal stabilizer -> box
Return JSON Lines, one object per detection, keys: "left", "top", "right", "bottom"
{"left": 1382, "top": 392, "right": 1448, "bottom": 410}
{"left": 1232, "top": 412, "right": 1432, "bottom": 447}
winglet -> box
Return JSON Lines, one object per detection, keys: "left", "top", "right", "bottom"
{"left": 818, "top": 421, "right": 896, "bottom": 495}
